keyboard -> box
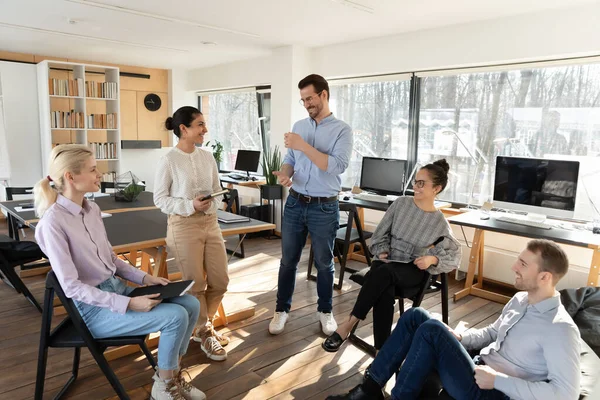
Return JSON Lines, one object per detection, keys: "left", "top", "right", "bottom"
{"left": 227, "top": 173, "right": 247, "bottom": 180}
{"left": 493, "top": 215, "right": 552, "bottom": 230}
{"left": 354, "top": 193, "right": 389, "bottom": 203}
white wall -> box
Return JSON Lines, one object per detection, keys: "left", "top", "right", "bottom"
{"left": 0, "top": 61, "right": 42, "bottom": 193}
{"left": 183, "top": 4, "right": 600, "bottom": 287}
{"left": 168, "top": 68, "right": 198, "bottom": 147}
{"left": 120, "top": 147, "right": 172, "bottom": 192}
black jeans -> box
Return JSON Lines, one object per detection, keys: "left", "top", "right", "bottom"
{"left": 351, "top": 260, "right": 427, "bottom": 349}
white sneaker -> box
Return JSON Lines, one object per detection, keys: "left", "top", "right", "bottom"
{"left": 269, "top": 311, "right": 289, "bottom": 335}
{"left": 318, "top": 311, "right": 338, "bottom": 336}
{"left": 200, "top": 335, "right": 228, "bottom": 361}
{"left": 151, "top": 372, "right": 185, "bottom": 400}
{"left": 175, "top": 370, "right": 206, "bottom": 400}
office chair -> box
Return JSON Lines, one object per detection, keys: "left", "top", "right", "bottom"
{"left": 0, "top": 234, "right": 48, "bottom": 312}
{"left": 5, "top": 186, "right": 33, "bottom": 240}
{"left": 35, "top": 271, "right": 156, "bottom": 400}
{"left": 347, "top": 265, "right": 449, "bottom": 357}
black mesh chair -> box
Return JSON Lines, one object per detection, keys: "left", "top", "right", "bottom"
{"left": 100, "top": 181, "right": 115, "bottom": 193}
{"left": 347, "top": 265, "right": 449, "bottom": 357}
{"left": 222, "top": 189, "right": 245, "bottom": 258}
{"left": 307, "top": 202, "right": 372, "bottom": 290}
{"left": 5, "top": 186, "right": 33, "bottom": 240}
{"left": 35, "top": 271, "right": 157, "bottom": 400}
{"left": 0, "top": 234, "right": 48, "bottom": 312}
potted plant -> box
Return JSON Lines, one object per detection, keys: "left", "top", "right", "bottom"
{"left": 114, "top": 171, "right": 145, "bottom": 202}
{"left": 206, "top": 140, "right": 223, "bottom": 171}
{"left": 260, "top": 145, "right": 283, "bottom": 200}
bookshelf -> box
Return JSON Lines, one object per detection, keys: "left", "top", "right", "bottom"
{"left": 37, "top": 60, "right": 121, "bottom": 178}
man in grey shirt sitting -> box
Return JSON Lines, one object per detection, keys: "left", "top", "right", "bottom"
{"left": 327, "top": 239, "right": 581, "bottom": 400}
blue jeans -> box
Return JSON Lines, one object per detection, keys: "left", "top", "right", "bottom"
{"left": 74, "top": 276, "right": 200, "bottom": 371}
{"left": 369, "top": 308, "right": 510, "bottom": 400}
{"left": 276, "top": 195, "right": 339, "bottom": 313}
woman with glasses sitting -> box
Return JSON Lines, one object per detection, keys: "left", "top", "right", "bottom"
{"left": 322, "top": 159, "right": 461, "bottom": 353}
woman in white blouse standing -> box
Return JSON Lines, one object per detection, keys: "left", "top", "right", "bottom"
{"left": 154, "top": 106, "right": 230, "bottom": 361}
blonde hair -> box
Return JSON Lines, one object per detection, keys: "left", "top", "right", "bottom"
{"left": 33, "top": 144, "right": 94, "bottom": 217}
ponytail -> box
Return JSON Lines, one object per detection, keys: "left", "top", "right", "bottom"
{"left": 33, "top": 176, "right": 57, "bottom": 218}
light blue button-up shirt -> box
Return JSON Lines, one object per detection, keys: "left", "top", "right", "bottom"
{"left": 283, "top": 114, "right": 353, "bottom": 197}
{"left": 461, "top": 291, "right": 581, "bottom": 400}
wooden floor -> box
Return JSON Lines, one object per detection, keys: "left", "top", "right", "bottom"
{"left": 0, "top": 222, "right": 506, "bottom": 400}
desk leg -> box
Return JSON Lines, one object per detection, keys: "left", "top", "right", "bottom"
{"left": 475, "top": 233, "right": 485, "bottom": 289}
{"left": 588, "top": 246, "right": 600, "bottom": 287}
{"left": 212, "top": 305, "right": 255, "bottom": 329}
{"left": 454, "top": 229, "right": 483, "bottom": 301}
{"left": 454, "top": 229, "right": 510, "bottom": 304}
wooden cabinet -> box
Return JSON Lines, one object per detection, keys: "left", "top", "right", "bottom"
{"left": 137, "top": 92, "right": 168, "bottom": 146}
{"left": 120, "top": 90, "right": 137, "bottom": 140}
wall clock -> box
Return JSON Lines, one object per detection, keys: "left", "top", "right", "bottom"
{"left": 144, "top": 93, "right": 161, "bottom": 111}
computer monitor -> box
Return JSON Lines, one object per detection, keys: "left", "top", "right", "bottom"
{"left": 493, "top": 156, "right": 580, "bottom": 219}
{"left": 234, "top": 150, "right": 261, "bottom": 178}
{"left": 360, "top": 157, "right": 407, "bottom": 196}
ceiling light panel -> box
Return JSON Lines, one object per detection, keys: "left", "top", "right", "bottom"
{"left": 64, "top": 0, "right": 260, "bottom": 38}
{"left": 329, "top": 0, "right": 374, "bottom": 14}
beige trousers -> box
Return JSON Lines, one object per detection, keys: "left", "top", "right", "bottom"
{"left": 166, "top": 212, "right": 229, "bottom": 329}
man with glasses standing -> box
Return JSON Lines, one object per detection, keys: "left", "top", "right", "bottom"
{"left": 269, "top": 74, "right": 353, "bottom": 336}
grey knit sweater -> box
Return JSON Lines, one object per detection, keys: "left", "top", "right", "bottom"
{"left": 368, "top": 196, "right": 462, "bottom": 275}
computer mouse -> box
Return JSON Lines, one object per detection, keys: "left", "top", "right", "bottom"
{"left": 343, "top": 196, "right": 350, "bottom": 200}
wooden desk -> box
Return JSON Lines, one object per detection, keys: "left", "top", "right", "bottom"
{"left": 0, "top": 191, "right": 157, "bottom": 227}
{"left": 448, "top": 212, "right": 600, "bottom": 304}
{"left": 0, "top": 197, "right": 275, "bottom": 356}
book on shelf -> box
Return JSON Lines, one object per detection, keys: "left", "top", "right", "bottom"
{"left": 87, "top": 113, "right": 118, "bottom": 129}
{"left": 50, "top": 110, "right": 84, "bottom": 129}
{"left": 48, "top": 78, "right": 84, "bottom": 97}
{"left": 85, "top": 81, "right": 117, "bottom": 99}
{"left": 101, "top": 171, "right": 117, "bottom": 183}
{"left": 90, "top": 142, "right": 117, "bottom": 160}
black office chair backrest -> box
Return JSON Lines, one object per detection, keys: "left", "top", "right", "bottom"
{"left": 5, "top": 186, "right": 33, "bottom": 201}
{"left": 223, "top": 189, "right": 240, "bottom": 214}
{"left": 44, "top": 271, "right": 98, "bottom": 346}
{"left": 100, "top": 182, "right": 115, "bottom": 193}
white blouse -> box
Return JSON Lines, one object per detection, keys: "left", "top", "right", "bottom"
{"left": 154, "top": 147, "right": 222, "bottom": 216}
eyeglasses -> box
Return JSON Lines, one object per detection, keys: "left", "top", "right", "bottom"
{"left": 412, "top": 179, "right": 432, "bottom": 189}
{"left": 299, "top": 91, "right": 323, "bottom": 106}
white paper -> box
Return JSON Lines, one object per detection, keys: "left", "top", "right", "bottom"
{"left": 14, "top": 206, "right": 34, "bottom": 213}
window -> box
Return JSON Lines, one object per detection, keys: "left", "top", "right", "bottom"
{"left": 198, "top": 88, "right": 270, "bottom": 171}
{"left": 330, "top": 76, "right": 411, "bottom": 188}
{"left": 417, "top": 64, "right": 600, "bottom": 218}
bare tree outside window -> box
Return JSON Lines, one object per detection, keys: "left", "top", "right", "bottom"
{"left": 330, "top": 79, "right": 411, "bottom": 188}
{"left": 418, "top": 64, "right": 600, "bottom": 218}
{"left": 200, "top": 91, "right": 264, "bottom": 171}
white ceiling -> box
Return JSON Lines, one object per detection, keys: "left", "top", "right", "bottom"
{"left": 0, "top": 0, "right": 597, "bottom": 70}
